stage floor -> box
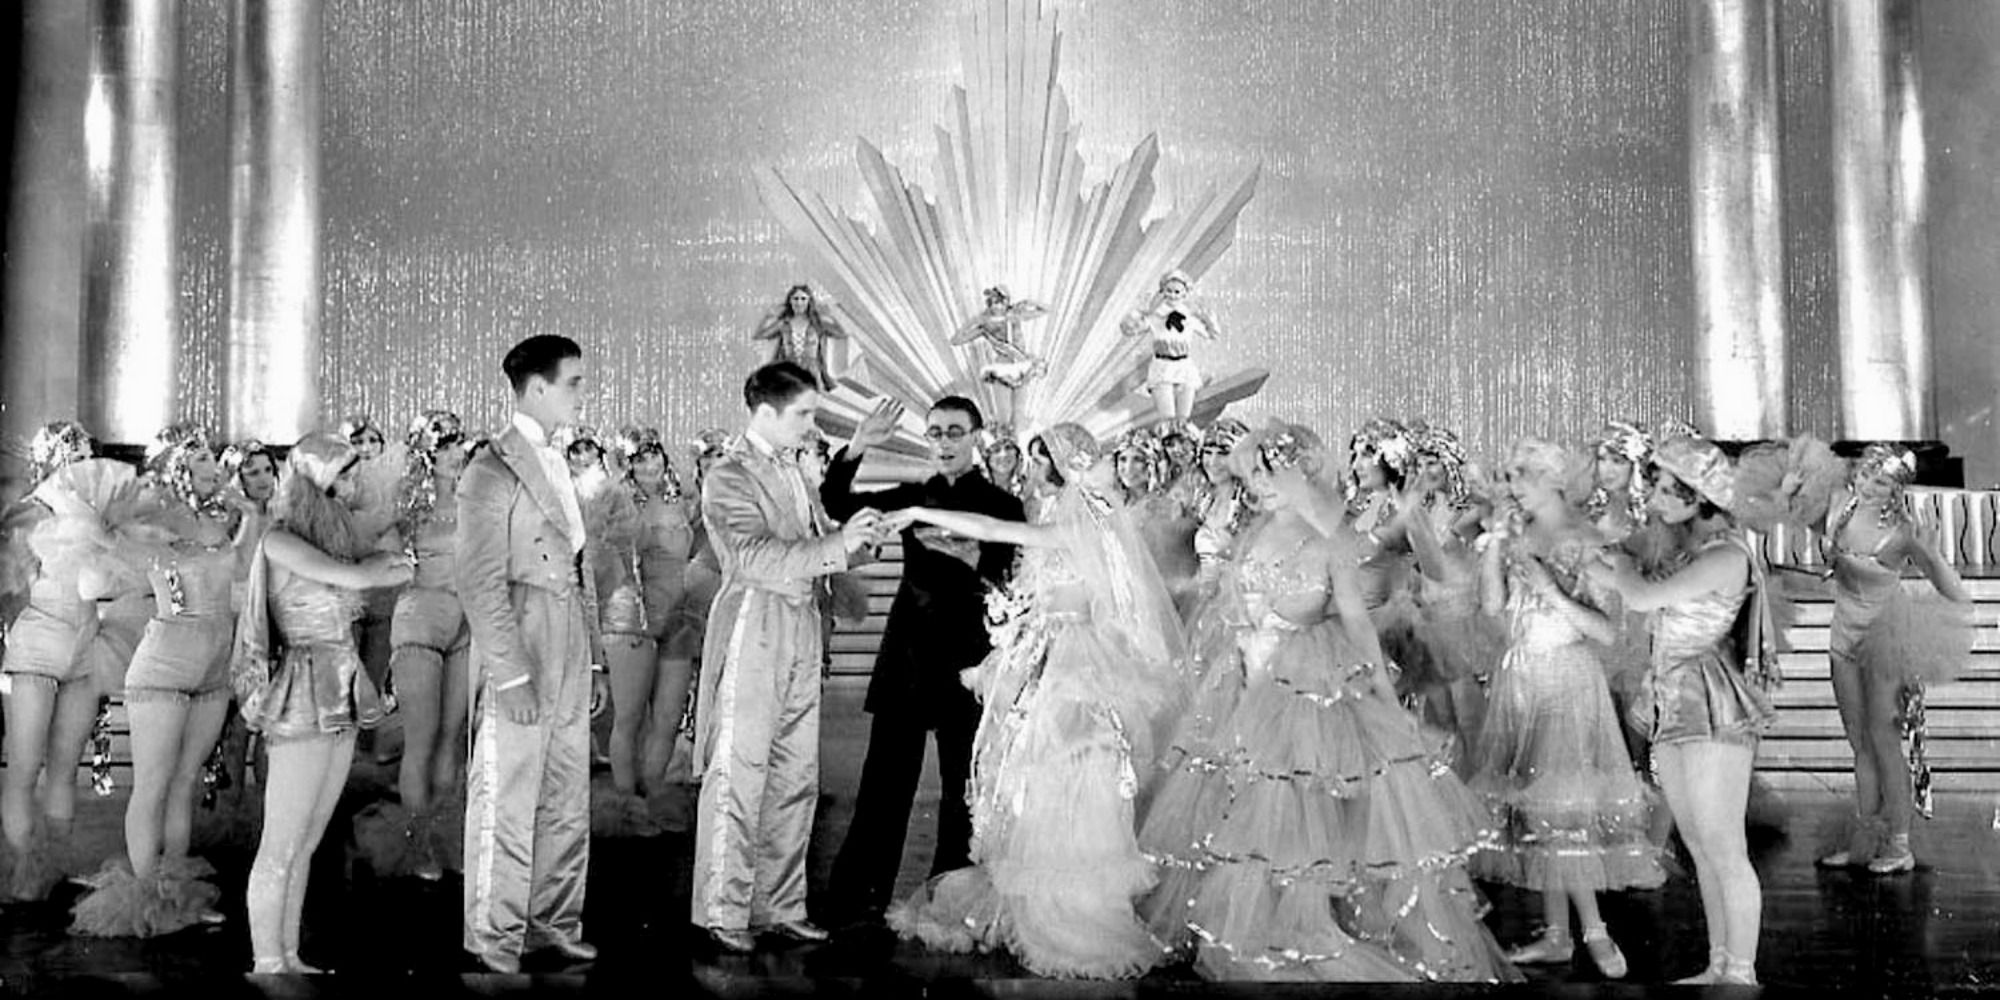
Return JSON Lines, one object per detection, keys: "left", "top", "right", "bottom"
{"left": 2, "top": 678, "right": 1997, "bottom": 998}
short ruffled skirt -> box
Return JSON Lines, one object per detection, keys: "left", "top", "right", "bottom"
{"left": 1467, "top": 640, "right": 1663, "bottom": 892}
{"left": 1632, "top": 646, "right": 1774, "bottom": 750}
{"left": 1833, "top": 588, "right": 1975, "bottom": 687}
{"left": 238, "top": 641, "right": 393, "bottom": 742}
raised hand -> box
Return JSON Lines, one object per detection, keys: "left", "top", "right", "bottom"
{"left": 853, "top": 399, "right": 905, "bottom": 453}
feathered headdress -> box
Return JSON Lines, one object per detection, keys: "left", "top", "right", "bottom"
{"left": 616, "top": 426, "right": 682, "bottom": 501}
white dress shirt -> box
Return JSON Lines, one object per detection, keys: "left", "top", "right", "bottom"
{"left": 513, "top": 411, "right": 588, "bottom": 554}
{"left": 743, "top": 428, "right": 815, "bottom": 533}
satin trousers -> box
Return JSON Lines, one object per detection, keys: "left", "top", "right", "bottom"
{"left": 462, "top": 589, "right": 592, "bottom": 961}
{"left": 691, "top": 587, "right": 822, "bottom": 931}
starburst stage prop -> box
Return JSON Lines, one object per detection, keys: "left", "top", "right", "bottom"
{"left": 756, "top": 0, "right": 1266, "bottom": 462}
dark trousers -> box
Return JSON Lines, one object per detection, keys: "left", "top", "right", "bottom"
{"left": 829, "top": 699, "right": 979, "bottom": 917}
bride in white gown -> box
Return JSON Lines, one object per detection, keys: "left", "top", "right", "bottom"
{"left": 883, "top": 422, "right": 1188, "bottom": 979}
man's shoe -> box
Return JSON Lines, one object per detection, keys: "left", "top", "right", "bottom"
{"left": 766, "top": 919, "right": 830, "bottom": 943}
{"left": 471, "top": 950, "right": 521, "bottom": 974}
{"left": 546, "top": 939, "right": 598, "bottom": 963}
{"left": 706, "top": 927, "right": 757, "bottom": 953}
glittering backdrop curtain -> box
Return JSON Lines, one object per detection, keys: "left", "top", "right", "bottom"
{"left": 165, "top": 0, "right": 1843, "bottom": 457}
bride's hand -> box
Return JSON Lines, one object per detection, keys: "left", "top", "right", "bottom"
{"left": 880, "top": 508, "right": 922, "bottom": 533}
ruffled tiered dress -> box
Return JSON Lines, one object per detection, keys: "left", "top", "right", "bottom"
{"left": 888, "top": 506, "right": 1186, "bottom": 979}
{"left": 1466, "top": 539, "right": 1663, "bottom": 892}
{"left": 1139, "top": 537, "right": 1518, "bottom": 983}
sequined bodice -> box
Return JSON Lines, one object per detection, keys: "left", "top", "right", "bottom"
{"left": 1235, "top": 547, "right": 1331, "bottom": 630}
{"left": 1651, "top": 541, "right": 1750, "bottom": 663}
{"left": 149, "top": 516, "right": 238, "bottom": 618}
{"left": 270, "top": 570, "right": 364, "bottom": 647}
{"left": 1504, "top": 539, "right": 1596, "bottom": 648}
{"left": 635, "top": 493, "right": 696, "bottom": 566}
{"left": 1824, "top": 518, "right": 1903, "bottom": 605}
{"left": 405, "top": 514, "right": 458, "bottom": 589}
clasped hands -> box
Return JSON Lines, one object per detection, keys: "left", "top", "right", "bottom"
{"left": 839, "top": 507, "right": 902, "bottom": 553}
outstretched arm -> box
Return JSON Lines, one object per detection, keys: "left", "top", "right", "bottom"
{"left": 887, "top": 506, "right": 1059, "bottom": 549}
{"left": 264, "top": 529, "right": 412, "bottom": 591}
{"left": 1596, "top": 543, "right": 1747, "bottom": 612}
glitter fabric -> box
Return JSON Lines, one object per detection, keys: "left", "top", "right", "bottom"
{"left": 156, "top": 0, "right": 1845, "bottom": 457}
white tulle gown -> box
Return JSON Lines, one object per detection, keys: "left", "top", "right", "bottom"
{"left": 888, "top": 486, "right": 1188, "bottom": 979}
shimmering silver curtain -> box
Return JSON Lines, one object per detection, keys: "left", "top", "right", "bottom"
{"left": 162, "top": 0, "right": 1845, "bottom": 458}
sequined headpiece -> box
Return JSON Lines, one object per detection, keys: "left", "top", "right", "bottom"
{"left": 1043, "top": 423, "right": 1101, "bottom": 477}
{"left": 982, "top": 423, "right": 1022, "bottom": 454}
{"left": 616, "top": 426, "right": 681, "bottom": 500}
{"left": 983, "top": 284, "right": 1011, "bottom": 306}
{"left": 28, "top": 421, "right": 94, "bottom": 484}
{"left": 1349, "top": 418, "right": 1414, "bottom": 477}
{"left": 1408, "top": 420, "right": 1470, "bottom": 504}
{"left": 1653, "top": 435, "right": 1736, "bottom": 512}
{"left": 1594, "top": 420, "right": 1653, "bottom": 464}
{"left": 145, "top": 422, "right": 222, "bottom": 511}
{"left": 555, "top": 424, "right": 604, "bottom": 462}
{"left": 340, "top": 415, "right": 384, "bottom": 447}
{"left": 1158, "top": 269, "right": 1192, "bottom": 293}
{"left": 405, "top": 410, "right": 464, "bottom": 457}
{"left": 1654, "top": 418, "right": 1700, "bottom": 446}
{"left": 220, "top": 439, "right": 273, "bottom": 483}
{"left": 1254, "top": 422, "right": 1325, "bottom": 475}
{"left": 1854, "top": 443, "right": 1918, "bottom": 486}
{"left": 289, "top": 432, "right": 358, "bottom": 493}
{"left": 1201, "top": 418, "right": 1251, "bottom": 453}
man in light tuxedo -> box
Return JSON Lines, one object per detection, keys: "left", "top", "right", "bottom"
{"left": 456, "top": 334, "right": 608, "bottom": 974}
{"left": 691, "top": 361, "right": 882, "bottom": 952}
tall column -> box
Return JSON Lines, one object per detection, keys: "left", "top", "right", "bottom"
{"left": 1830, "top": 0, "right": 1931, "bottom": 440}
{"left": 81, "top": 0, "right": 180, "bottom": 443}
{"left": 1687, "top": 0, "right": 1789, "bottom": 441}
{"left": 1, "top": 0, "right": 90, "bottom": 483}
{"left": 224, "top": 0, "right": 323, "bottom": 442}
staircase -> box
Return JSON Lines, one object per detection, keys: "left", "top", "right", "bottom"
{"left": 1759, "top": 571, "right": 2000, "bottom": 790}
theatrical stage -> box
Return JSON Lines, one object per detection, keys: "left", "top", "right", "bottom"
{"left": 0, "top": 673, "right": 1993, "bottom": 998}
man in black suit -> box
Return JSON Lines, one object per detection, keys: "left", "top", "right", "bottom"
{"left": 821, "top": 395, "right": 1024, "bottom": 926}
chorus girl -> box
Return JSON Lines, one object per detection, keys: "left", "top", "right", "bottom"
{"left": 1467, "top": 440, "right": 1662, "bottom": 980}
{"left": 74, "top": 424, "right": 241, "bottom": 937}
{"left": 232, "top": 432, "right": 412, "bottom": 972}
{"left": 1118, "top": 271, "right": 1221, "bottom": 424}
{"left": 1139, "top": 422, "right": 1516, "bottom": 983}
{"left": 1, "top": 424, "right": 130, "bottom": 901}
{"left": 752, "top": 284, "right": 849, "bottom": 393}
{"left": 360, "top": 411, "right": 474, "bottom": 878}
{"left": 1813, "top": 444, "right": 1972, "bottom": 875}
{"left": 617, "top": 427, "right": 708, "bottom": 808}
{"left": 1588, "top": 434, "right": 1782, "bottom": 985}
